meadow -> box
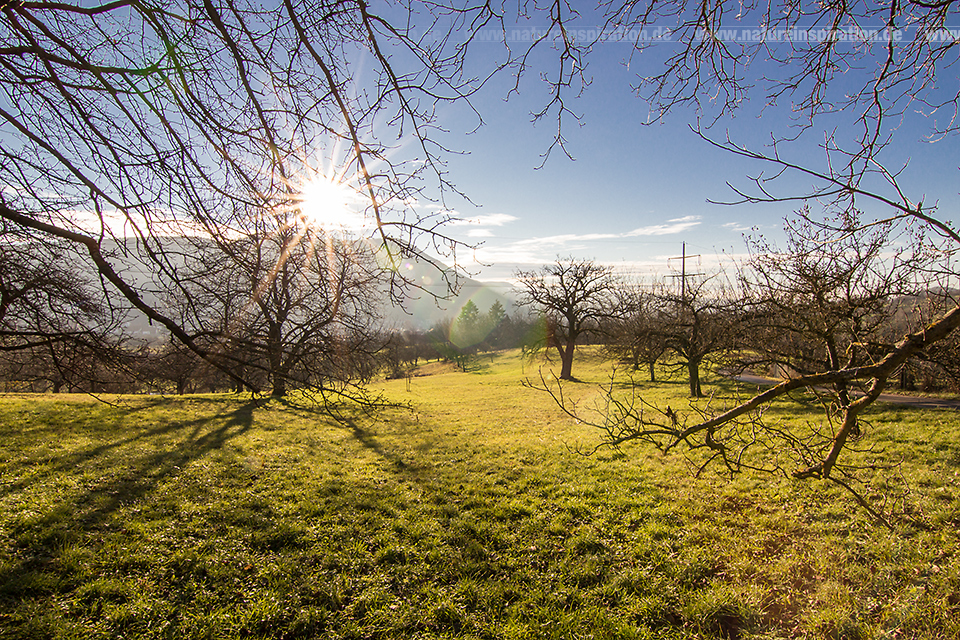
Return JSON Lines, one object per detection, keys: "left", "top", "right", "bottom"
{"left": 1, "top": 349, "right": 958, "bottom": 639}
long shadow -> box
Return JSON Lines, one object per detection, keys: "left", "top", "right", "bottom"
{"left": 0, "top": 398, "right": 257, "bottom": 500}
{"left": 0, "top": 398, "right": 257, "bottom": 602}
{"left": 344, "top": 416, "right": 415, "bottom": 472}
{"left": 265, "top": 393, "right": 419, "bottom": 471}
{"left": 276, "top": 392, "right": 450, "bottom": 482}
{"left": 269, "top": 393, "right": 429, "bottom": 470}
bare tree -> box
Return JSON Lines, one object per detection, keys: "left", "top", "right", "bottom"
{"left": 0, "top": 0, "right": 507, "bottom": 394}
{"left": 139, "top": 338, "right": 206, "bottom": 396}
{"left": 515, "top": 257, "right": 621, "bottom": 381}
{"left": 509, "top": 0, "right": 960, "bottom": 520}
{"left": 655, "top": 275, "right": 741, "bottom": 398}
{"left": 604, "top": 287, "right": 668, "bottom": 383}
{"left": 0, "top": 224, "right": 137, "bottom": 391}
{"left": 605, "top": 276, "right": 740, "bottom": 395}
{"left": 884, "top": 288, "right": 960, "bottom": 393}
{"left": 1, "top": 228, "right": 107, "bottom": 351}
{"left": 178, "top": 207, "right": 385, "bottom": 397}
{"left": 738, "top": 210, "right": 938, "bottom": 403}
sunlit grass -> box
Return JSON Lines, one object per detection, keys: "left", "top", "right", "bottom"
{"left": 1, "top": 348, "right": 958, "bottom": 638}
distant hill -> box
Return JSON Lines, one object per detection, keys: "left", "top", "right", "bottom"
{"left": 88, "top": 238, "right": 516, "bottom": 340}
{"left": 377, "top": 257, "right": 518, "bottom": 331}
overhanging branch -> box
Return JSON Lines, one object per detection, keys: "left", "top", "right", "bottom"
{"left": 0, "top": 203, "right": 258, "bottom": 392}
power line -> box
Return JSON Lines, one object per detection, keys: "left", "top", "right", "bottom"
{"left": 667, "top": 242, "right": 704, "bottom": 301}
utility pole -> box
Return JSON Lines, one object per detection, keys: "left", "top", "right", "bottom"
{"left": 669, "top": 242, "right": 703, "bottom": 302}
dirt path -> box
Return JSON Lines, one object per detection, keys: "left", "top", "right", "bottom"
{"left": 730, "top": 373, "right": 960, "bottom": 410}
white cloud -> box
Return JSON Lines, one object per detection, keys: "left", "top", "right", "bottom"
{"left": 465, "top": 243, "right": 551, "bottom": 271}
{"left": 513, "top": 232, "right": 620, "bottom": 246}
{"left": 451, "top": 213, "right": 519, "bottom": 227}
{"left": 458, "top": 214, "right": 713, "bottom": 282}
{"left": 499, "top": 216, "right": 701, "bottom": 250}
{"left": 626, "top": 215, "right": 702, "bottom": 237}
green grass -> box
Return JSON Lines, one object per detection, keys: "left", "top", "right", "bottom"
{"left": 1, "top": 348, "right": 959, "bottom": 639}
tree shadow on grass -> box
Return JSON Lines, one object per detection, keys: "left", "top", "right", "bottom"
{"left": 344, "top": 415, "right": 415, "bottom": 472}
{"left": 0, "top": 397, "right": 257, "bottom": 500}
{"left": 268, "top": 393, "right": 432, "bottom": 473}
{"left": 0, "top": 398, "right": 257, "bottom": 603}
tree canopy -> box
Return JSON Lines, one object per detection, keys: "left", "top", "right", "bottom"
{"left": 515, "top": 257, "right": 621, "bottom": 381}
{"left": 0, "top": 0, "right": 504, "bottom": 393}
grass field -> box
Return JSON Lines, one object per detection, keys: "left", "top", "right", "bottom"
{"left": 1, "top": 348, "right": 959, "bottom": 639}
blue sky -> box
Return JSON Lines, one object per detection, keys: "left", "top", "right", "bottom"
{"left": 399, "top": 19, "right": 960, "bottom": 284}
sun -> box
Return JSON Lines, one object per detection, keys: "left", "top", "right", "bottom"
{"left": 295, "top": 174, "right": 367, "bottom": 232}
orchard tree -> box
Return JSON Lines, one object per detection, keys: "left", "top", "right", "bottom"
{"left": 142, "top": 338, "right": 207, "bottom": 396}
{"left": 0, "top": 0, "right": 506, "bottom": 395}
{"left": 512, "top": 0, "right": 960, "bottom": 519}
{"left": 738, "top": 210, "right": 938, "bottom": 407}
{"left": 515, "top": 257, "right": 621, "bottom": 381}
{"left": 1, "top": 227, "right": 113, "bottom": 354}
{"left": 656, "top": 276, "right": 741, "bottom": 398}
{"left": 605, "top": 278, "right": 740, "bottom": 395}
{"left": 604, "top": 288, "right": 669, "bottom": 383}
{"left": 0, "top": 225, "right": 135, "bottom": 391}
{"left": 180, "top": 209, "right": 385, "bottom": 397}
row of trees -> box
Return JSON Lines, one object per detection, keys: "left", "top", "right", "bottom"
{"left": 1, "top": 222, "right": 390, "bottom": 397}
{"left": 0, "top": 322, "right": 385, "bottom": 397}
{"left": 519, "top": 211, "right": 959, "bottom": 396}
{"left": 0, "top": 252, "right": 543, "bottom": 393}
{"left": 518, "top": 215, "right": 957, "bottom": 521}
{"left": 520, "top": 224, "right": 959, "bottom": 400}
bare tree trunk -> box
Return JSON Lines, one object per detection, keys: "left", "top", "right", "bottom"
{"left": 560, "top": 343, "right": 575, "bottom": 380}
{"left": 688, "top": 358, "right": 703, "bottom": 398}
